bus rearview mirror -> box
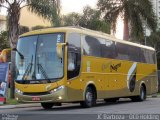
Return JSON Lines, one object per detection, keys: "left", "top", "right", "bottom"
{"left": 56, "top": 43, "right": 67, "bottom": 58}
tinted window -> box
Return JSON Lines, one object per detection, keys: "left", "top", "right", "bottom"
{"left": 140, "top": 49, "right": 146, "bottom": 63}
{"left": 139, "top": 48, "right": 156, "bottom": 64}
{"left": 128, "top": 46, "right": 140, "bottom": 62}
{"left": 150, "top": 51, "right": 156, "bottom": 64}
{"left": 83, "top": 35, "right": 101, "bottom": 57}
{"left": 67, "top": 33, "right": 81, "bottom": 79}
{"left": 116, "top": 42, "right": 130, "bottom": 60}
{"left": 143, "top": 49, "right": 150, "bottom": 63}
{"left": 101, "top": 39, "right": 117, "bottom": 59}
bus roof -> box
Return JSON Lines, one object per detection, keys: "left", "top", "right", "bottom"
{"left": 20, "top": 26, "right": 155, "bottom": 51}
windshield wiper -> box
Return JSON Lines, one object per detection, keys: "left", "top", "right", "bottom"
{"left": 13, "top": 48, "right": 24, "bottom": 60}
{"left": 22, "top": 55, "right": 33, "bottom": 80}
{"left": 37, "top": 57, "right": 51, "bottom": 83}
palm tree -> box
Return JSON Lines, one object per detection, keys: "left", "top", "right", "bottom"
{"left": 79, "top": 6, "right": 110, "bottom": 34}
{"left": 97, "top": 0, "right": 157, "bottom": 41}
{"left": 61, "top": 6, "right": 110, "bottom": 34}
{"left": 0, "top": 0, "right": 61, "bottom": 98}
{"left": 0, "top": 0, "right": 60, "bottom": 48}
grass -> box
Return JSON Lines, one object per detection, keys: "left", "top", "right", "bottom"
{"left": 157, "top": 92, "right": 160, "bottom": 96}
{"left": 5, "top": 88, "right": 18, "bottom": 105}
{"left": 6, "top": 98, "right": 18, "bottom": 105}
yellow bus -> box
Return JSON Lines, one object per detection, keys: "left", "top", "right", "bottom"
{"left": 15, "top": 27, "right": 158, "bottom": 109}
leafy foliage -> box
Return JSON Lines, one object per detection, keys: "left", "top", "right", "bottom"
{"left": 146, "top": 31, "right": 160, "bottom": 69}
{"left": 62, "top": 12, "right": 81, "bottom": 26}
{"left": 0, "top": 0, "right": 61, "bottom": 98}
{"left": 28, "top": 0, "right": 60, "bottom": 27}
{"left": 97, "top": 0, "right": 157, "bottom": 41}
{"left": 19, "top": 26, "right": 29, "bottom": 35}
{"left": 61, "top": 6, "right": 110, "bottom": 34}
{"left": 0, "top": 0, "right": 60, "bottom": 47}
{"left": 32, "top": 25, "right": 48, "bottom": 30}
{"left": 0, "top": 31, "right": 10, "bottom": 50}
{"left": 147, "top": 31, "right": 160, "bottom": 49}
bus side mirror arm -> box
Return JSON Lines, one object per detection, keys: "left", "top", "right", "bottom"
{"left": 12, "top": 48, "right": 24, "bottom": 60}
{"left": 56, "top": 43, "right": 67, "bottom": 58}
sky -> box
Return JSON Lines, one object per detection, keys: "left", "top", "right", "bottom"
{"left": 0, "top": 0, "right": 98, "bottom": 15}
{"left": 61, "top": 0, "right": 97, "bottom": 14}
{"left": 0, "top": 0, "right": 123, "bottom": 39}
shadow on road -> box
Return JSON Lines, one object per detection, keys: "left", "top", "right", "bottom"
{"left": 30, "top": 98, "right": 145, "bottom": 111}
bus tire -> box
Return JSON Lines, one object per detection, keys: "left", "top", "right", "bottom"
{"left": 80, "top": 86, "right": 96, "bottom": 108}
{"left": 131, "top": 85, "right": 146, "bottom": 102}
{"left": 104, "top": 98, "right": 119, "bottom": 103}
{"left": 41, "top": 103, "right": 54, "bottom": 109}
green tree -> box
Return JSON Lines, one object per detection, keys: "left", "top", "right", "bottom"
{"left": 19, "top": 26, "right": 29, "bottom": 35}
{"left": 146, "top": 31, "right": 160, "bottom": 67}
{"left": 61, "top": 6, "right": 110, "bottom": 34}
{"left": 146, "top": 31, "right": 160, "bottom": 92}
{"left": 62, "top": 12, "right": 81, "bottom": 26}
{"left": 0, "top": 0, "right": 60, "bottom": 48}
{"left": 32, "top": 25, "right": 47, "bottom": 30}
{"left": 97, "top": 0, "right": 157, "bottom": 41}
{"left": 0, "top": 0, "right": 61, "bottom": 98}
{"left": 79, "top": 6, "right": 110, "bottom": 34}
{"left": 0, "top": 31, "right": 10, "bottom": 50}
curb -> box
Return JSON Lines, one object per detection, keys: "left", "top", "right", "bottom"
{"left": 0, "top": 103, "right": 40, "bottom": 109}
{"left": 0, "top": 96, "right": 159, "bottom": 109}
{"left": 148, "top": 94, "right": 160, "bottom": 98}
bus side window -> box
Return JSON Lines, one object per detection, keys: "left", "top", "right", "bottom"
{"left": 101, "top": 39, "right": 116, "bottom": 59}
{"left": 115, "top": 42, "right": 130, "bottom": 60}
{"left": 68, "top": 52, "right": 76, "bottom": 71}
{"left": 83, "top": 36, "right": 101, "bottom": 57}
{"left": 67, "top": 33, "right": 81, "bottom": 79}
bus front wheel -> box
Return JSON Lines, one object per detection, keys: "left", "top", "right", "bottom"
{"left": 80, "top": 87, "right": 96, "bottom": 108}
{"left": 41, "top": 103, "right": 54, "bottom": 109}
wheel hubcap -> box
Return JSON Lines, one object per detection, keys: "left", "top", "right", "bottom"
{"left": 86, "top": 92, "right": 92, "bottom": 102}
{"left": 141, "top": 89, "right": 145, "bottom": 100}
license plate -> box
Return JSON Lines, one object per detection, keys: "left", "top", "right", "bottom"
{"left": 32, "top": 97, "right": 41, "bottom": 101}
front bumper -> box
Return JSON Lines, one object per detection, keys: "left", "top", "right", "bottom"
{"left": 15, "top": 86, "right": 68, "bottom": 103}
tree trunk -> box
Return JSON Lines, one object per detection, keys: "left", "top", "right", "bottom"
{"left": 7, "top": 2, "right": 20, "bottom": 99}
{"left": 123, "top": 17, "right": 129, "bottom": 40}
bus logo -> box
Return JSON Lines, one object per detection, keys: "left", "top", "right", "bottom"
{"left": 110, "top": 63, "right": 121, "bottom": 72}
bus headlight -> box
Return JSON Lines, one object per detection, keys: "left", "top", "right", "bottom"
{"left": 15, "top": 88, "right": 23, "bottom": 95}
{"left": 50, "top": 86, "right": 64, "bottom": 94}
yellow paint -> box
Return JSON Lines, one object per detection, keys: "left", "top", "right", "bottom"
{"left": 15, "top": 27, "right": 158, "bottom": 103}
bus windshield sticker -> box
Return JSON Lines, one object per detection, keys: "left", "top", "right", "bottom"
{"left": 57, "top": 34, "right": 62, "bottom": 43}
{"left": 17, "top": 75, "right": 23, "bottom": 80}
{"left": 36, "top": 73, "right": 41, "bottom": 79}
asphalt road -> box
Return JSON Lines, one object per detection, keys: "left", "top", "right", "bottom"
{"left": 0, "top": 97, "right": 160, "bottom": 120}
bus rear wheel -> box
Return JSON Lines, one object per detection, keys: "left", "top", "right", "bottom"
{"left": 131, "top": 85, "right": 146, "bottom": 102}
{"left": 80, "top": 87, "right": 96, "bottom": 108}
{"left": 41, "top": 103, "right": 54, "bottom": 109}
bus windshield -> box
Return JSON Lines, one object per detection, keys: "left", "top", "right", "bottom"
{"left": 15, "top": 33, "right": 64, "bottom": 82}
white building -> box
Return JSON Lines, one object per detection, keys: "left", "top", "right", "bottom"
{"left": 0, "top": 15, "right": 7, "bottom": 33}
{"left": 0, "top": 7, "right": 51, "bottom": 33}
{"left": 150, "top": 0, "right": 160, "bottom": 29}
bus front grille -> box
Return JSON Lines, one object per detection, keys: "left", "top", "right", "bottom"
{"left": 23, "top": 91, "right": 50, "bottom": 96}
